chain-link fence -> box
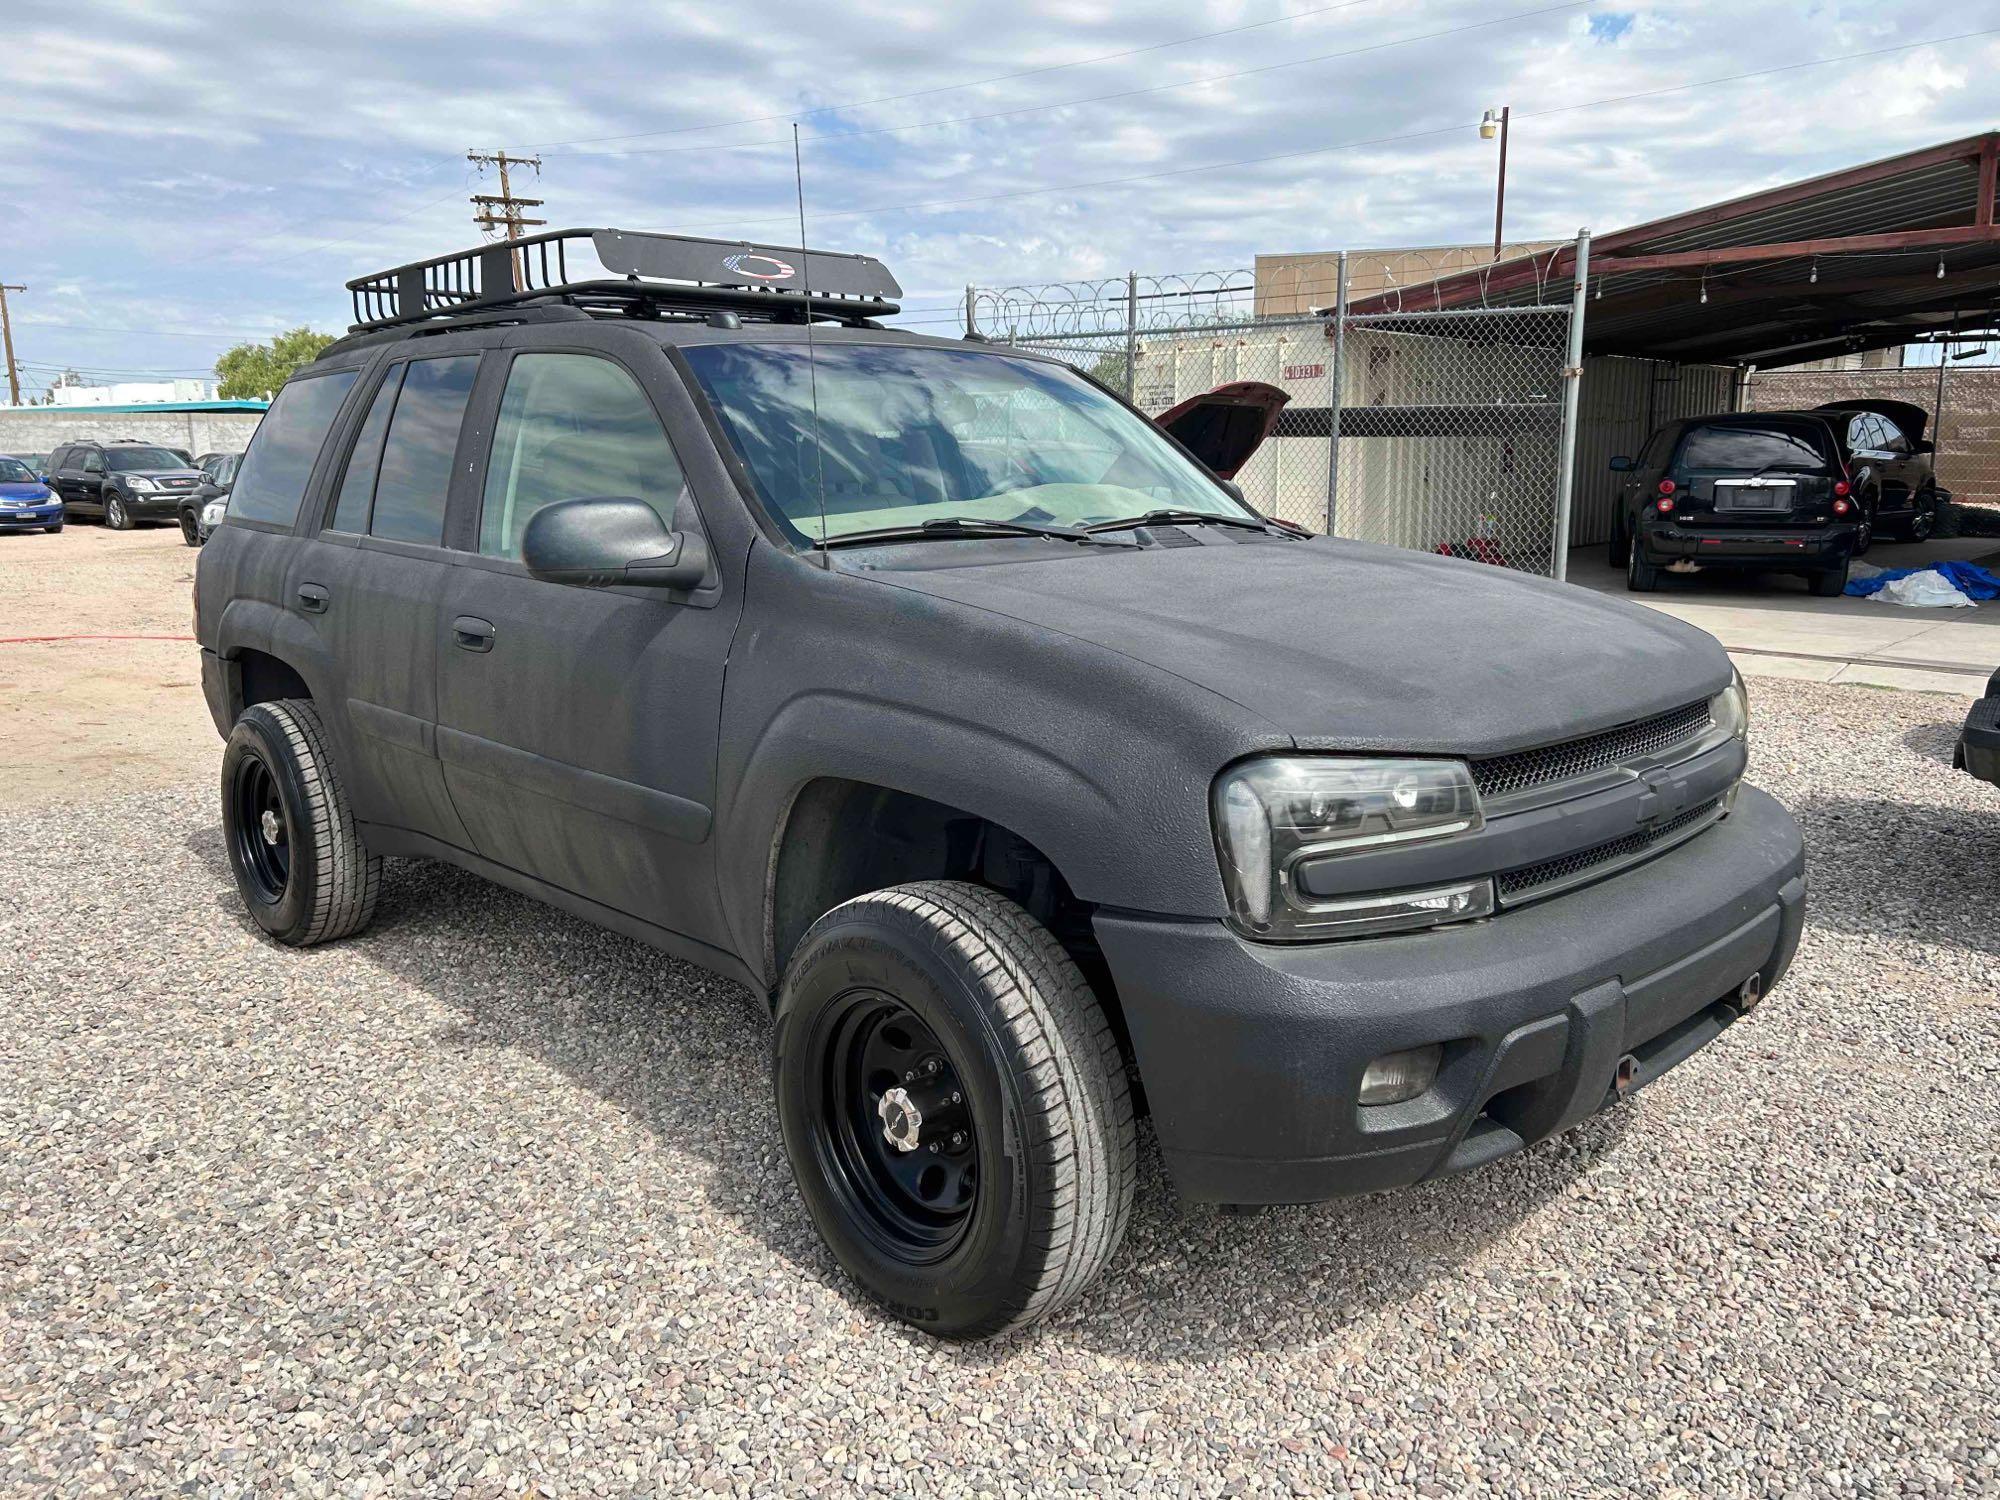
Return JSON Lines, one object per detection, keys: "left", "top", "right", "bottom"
{"left": 967, "top": 246, "right": 1586, "bottom": 579}
{"left": 1743, "top": 362, "right": 2000, "bottom": 510}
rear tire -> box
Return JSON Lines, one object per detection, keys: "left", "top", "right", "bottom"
{"left": 1810, "top": 560, "right": 1849, "bottom": 597}
{"left": 103, "top": 494, "right": 132, "bottom": 531}
{"left": 220, "top": 699, "right": 381, "bottom": 946}
{"left": 774, "top": 881, "right": 1136, "bottom": 1339}
{"left": 1625, "top": 543, "right": 1660, "bottom": 592}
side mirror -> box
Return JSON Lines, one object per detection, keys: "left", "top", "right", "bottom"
{"left": 1914, "top": 439, "right": 1936, "bottom": 455}
{"left": 1217, "top": 479, "right": 1246, "bottom": 504}
{"left": 1608, "top": 455, "right": 1634, "bottom": 472}
{"left": 521, "top": 496, "right": 709, "bottom": 590}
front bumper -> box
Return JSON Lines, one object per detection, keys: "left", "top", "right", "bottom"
{"left": 1094, "top": 784, "right": 1806, "bottom": 1204}
{"left": 120, "top": 492, "right": 189, "bottom": 518}
{"left": 1639, "top": 521, "right": 1855, "bottom": 569}
{"left": 1956, "top": 694, "right": 2000, "bottom": 787}
{"left": 0, "top": 503, "right": 62, "bottom": 527}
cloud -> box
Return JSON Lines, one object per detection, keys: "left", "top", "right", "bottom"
{"left": 4, "top": 0, "right": 1996, "bottom": 390}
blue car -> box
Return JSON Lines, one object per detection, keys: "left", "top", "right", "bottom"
{"left": 0, "top": 454, "right": 64, "bottom": 532}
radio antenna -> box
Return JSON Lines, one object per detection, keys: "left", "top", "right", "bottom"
{"left": 793, "top": 124, "right": 831, "bottom": 562}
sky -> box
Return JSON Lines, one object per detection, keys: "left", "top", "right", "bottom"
{"left": 3, "top": 0, "right": 1997, "bottom": 399}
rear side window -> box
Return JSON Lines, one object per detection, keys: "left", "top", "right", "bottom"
{"left": 1677, "top": 424, "right": 1827, "bottom": 472}
{"left": 329, "top": 366, "right": 404, "bottom": 535}
{"left": 477, "top": 352, "right": 686, "bottom": 559}
{"left": 230, "top": 371, "right": 360, "bottom": 525}
{"left": 368, "top": 355, "right": 479, "bottom": 546}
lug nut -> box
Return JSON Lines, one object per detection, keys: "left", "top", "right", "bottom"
{"left": 928, "top": 1142, "right": 941, "bottom": 1154}
{"left": 949, "top": 1131, "right": 967, "bottom": 1149}
{"left": 950, "top": 1092, "right": 962, "bottom": 1104}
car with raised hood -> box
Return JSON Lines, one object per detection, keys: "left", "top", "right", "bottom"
{"left": 1811, "top": 398, "right": 1940, "bottom": 543}
{"left": 0, "top": 454, "right": 64, "bottom": 532}
{"left": 194, "top": 229, "right": 1807, "bottom": 1338}
{"left": 47, "top": 440, "right": 208, "bottom": 530}
{"left": 1609, "top": 411, "right": 1887, "bottom": 595}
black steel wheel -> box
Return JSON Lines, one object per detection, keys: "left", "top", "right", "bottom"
{"left": 220, "top": 699, "right": 381, "bottom": 946}
{"left": 775, "top": 882, "right": 1135, "bottom": 1339}
{"left": 814, "top": 994, "right": 979, "bottom": 1263}
{"left": 229, "top": 750, "right": 292, "bottom": 905}
{"left": 180, "top": 510, "right": 202, "bottom": 546}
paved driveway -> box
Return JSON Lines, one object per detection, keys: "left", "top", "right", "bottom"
{"left": 1566, "top": 538, "right": 2000, "bottom": 693}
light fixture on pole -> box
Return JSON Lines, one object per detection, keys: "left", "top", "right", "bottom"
{"left": 1480, "top": 106, "right": 1510, "bottom": 262}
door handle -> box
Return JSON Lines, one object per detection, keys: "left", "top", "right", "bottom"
{"left": 453, "top": 616, "right": 496, "bottom": 653}
{"left": 297, "top": 583, "right": 330, "bottom": 614}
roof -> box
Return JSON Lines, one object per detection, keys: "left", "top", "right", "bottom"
{"left": 1345, "top": 132, "right": 2000, "bottom": 367}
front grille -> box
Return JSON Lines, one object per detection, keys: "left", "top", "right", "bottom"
{"left": 1470, "top": 700, "right": 1712, "bottom": 799}
{"left": 1497, "top": 798, "right": 1722, "bottom": 905}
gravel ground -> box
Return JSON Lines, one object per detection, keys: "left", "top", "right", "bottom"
{"left": 4, "top": 677, "right": 1997, "bottom": 1499}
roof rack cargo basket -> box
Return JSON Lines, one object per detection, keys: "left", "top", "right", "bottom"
{"left": 345, "top": 228, "right": 902, "bottom": 332}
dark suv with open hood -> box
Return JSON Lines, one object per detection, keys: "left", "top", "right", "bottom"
{"left": 195, "top": 229, "right": 1807, "bottom": 1338}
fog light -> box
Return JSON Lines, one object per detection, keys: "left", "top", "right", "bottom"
{"left": 1358, "top": 1044, "right": 1443, "bottom": 1106}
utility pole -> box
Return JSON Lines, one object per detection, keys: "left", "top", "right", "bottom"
{"left": 467, "top": 150, "right": 545, "bottom": 291}
{"left": 0, "top": 283, "right": 23, "bottom": 407}
{"left": 1480, "top": 107, "right": 1511, "bottom": 260}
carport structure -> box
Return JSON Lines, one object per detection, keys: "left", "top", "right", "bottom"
{"left": 1346, "top": 131, "right": 2000, "bottom": 553}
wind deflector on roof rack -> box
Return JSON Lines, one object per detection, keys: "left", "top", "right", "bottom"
{"left": 344, "top": 227, "right": 902, "bottom": 332}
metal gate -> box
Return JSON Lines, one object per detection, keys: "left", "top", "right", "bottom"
{"left": 967, "top": 237, "right": 1590, "bottom": 579}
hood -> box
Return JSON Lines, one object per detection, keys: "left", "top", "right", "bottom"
{"left": 0, "top": 479, "right": 51, "bottom": 498}
{"left": 850, "top": 535, "right": 1730, "bottom": 754}
{"left": 1152, "top": 382, "right": 1289, "bottom": 479}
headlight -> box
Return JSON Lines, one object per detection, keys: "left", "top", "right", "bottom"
{"left": 1213, "top": 756, "right": 1489, "bottom": 940}
{"left": 202, "top": 500, "right": 227, "bottom": 526}
{"left": 1708, "top": 667, "right": 1748, "bottom": 745}
{"left": 124, "top": 476, "right": 159, "bottom": 492}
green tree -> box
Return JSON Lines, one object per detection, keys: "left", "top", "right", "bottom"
{"left": 215, "top": 327, "right": 337, "bottom": 400}
{"left": 1086, "top": 351, "right": 1131, "bottom": 397}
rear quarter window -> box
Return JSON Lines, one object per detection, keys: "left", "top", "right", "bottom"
{"left": 228, "top": 370, "right": 361, "bottom": 526}
{"left": 1676, "top": 424, "right": 1828, "bottom": 472}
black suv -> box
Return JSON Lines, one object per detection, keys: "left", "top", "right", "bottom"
{"left": 195, "top": 229, "right": 1806, "bottom": 1337}
{"left": 178, "top": 451, "right": 241, "bottom": 545}
{"left": 47, "top": 440, "right": 208, "bottom": 529}
{"left": 1608, "top": 409, "right": 1929, "bottom": 596}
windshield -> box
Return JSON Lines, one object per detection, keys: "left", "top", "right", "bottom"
{"left": 1677, "top": 425, "right": 1829, "bottom": 472}
{"left": 0, "top": 458, "right": 35, "bottom": 483}
{"left": 680, "top": 342, "right": 1253, "bottom": 543}
{"left": 106, "top": 447, "right": 188, "bottom": 472}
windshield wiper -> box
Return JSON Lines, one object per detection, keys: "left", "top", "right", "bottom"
{"left": 1084, "top": 507, "right": 1277, "bottom": 535}
{"left": 818, "top": 516, "right": 1108, "bottom": 549}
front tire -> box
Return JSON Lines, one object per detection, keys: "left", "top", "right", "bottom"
{"left": 1901, "top": 492, "right": 1937, "bottom": 542}
{"left": 1607, "top": 514, "right": 1631, "bottom": 569}
{"left": 220, "top": 699, "right": 381, "bottom": 946}
{"left": 775, "top": 881, "right": 1136, "bottom": 1339}
{"left": 180, "top": 511, "right": 201, "bottom": 546}
{"left": 104, "top": 494, "right": 132, "bottom": 530}
{"left": 45, "top": 521, "right": 63, "bottom": 534}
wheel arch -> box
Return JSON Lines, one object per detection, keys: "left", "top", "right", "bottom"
{"left": 213, "top": 597, "right": 334, "bottom": 723}
{"left": 760, "top": 776, "right": 1134, "bottom": 1069}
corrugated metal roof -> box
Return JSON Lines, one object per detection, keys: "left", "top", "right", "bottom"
{"left": 18, "top": 400, "right": 270, "bottom": 414}
{"left": 1347, "top": 133, "right": 2000, "bottom": 367}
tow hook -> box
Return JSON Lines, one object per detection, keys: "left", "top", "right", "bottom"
{"left": 1612, "top": 1054, "right": 1640, "bottom": 1099}
{"left": 1736, "top": 973, "right": 1763, "bottom": 1014}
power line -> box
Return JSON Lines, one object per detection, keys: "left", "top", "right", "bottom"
{"left": 559, "top": 0, "right": 1591, "bottom": 162}
{"left": 532, "top": 0, "right": 1392, "bottom": 151}
{"left": 665, "top": 24, "right": 2000, "bottom": 235}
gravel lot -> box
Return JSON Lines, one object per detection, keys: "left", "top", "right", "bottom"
{"left": 4, "top": 676, "right": 1998, "bottom": 1498}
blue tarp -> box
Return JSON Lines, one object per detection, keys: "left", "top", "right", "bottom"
{"left": 1845, "top": 559, "right": 2000, "bottom": 601}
